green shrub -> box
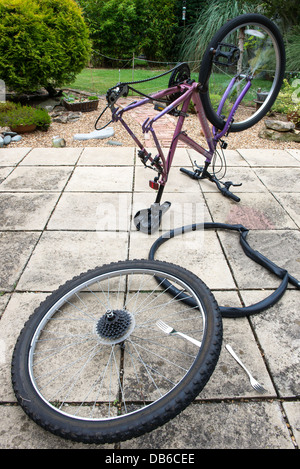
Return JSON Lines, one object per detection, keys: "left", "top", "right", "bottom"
{"left": 272, "top": 78, "right": 300, "bottom": 127}
{"left": 273, "top": 78, "right": 300, "bottom": 114}
{"left": 0, "top": 104, "right": 51, "bottom": 130}
{"left": 0, "top": 0, "right": 91, "bottom": 94}
{"left": 0, "top": 101, "right": 17, "bottom": 113}
{"left": 78, "top": 0, "right": 179, "bottom": 64}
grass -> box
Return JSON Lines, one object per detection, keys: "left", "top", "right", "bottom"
{"left": 65, "top": 67, "right": 276, "bottom": 114}
{"left": 65, "top": 67, "right": 199, "bottom": 95}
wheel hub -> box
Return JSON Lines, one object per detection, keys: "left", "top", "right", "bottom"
{"left": 95, "top": 309, "right": 135, "bottom": 345}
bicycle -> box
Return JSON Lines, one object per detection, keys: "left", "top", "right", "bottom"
{"left": 96, "top": 13, "right": 285, "bottom": 234}
{"left": 12, "top": 14, "right": 286, "bottom": 444}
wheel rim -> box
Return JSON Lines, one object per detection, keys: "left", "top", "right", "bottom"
{"left": 206, "top": 21, "right": 282, "bottom": 128}
{"left": 28, "top": 266, "right": 207, "bottom": 422}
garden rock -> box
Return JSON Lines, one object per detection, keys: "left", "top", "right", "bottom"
{"left": 265, "top": 119, "right": 295, "bottom": 132}
{"left": 11, "top": 135, "right": 22, "bottom": 142}
{"left": 2, "top": 131, "right": 17, "bottom": 137}
{"left": 0, "top": 132, "right": 22, "bottom": 146}
{"left": 51, "top": 110, "right": 82, "bottom": 124}
{"left": 73, "top": 127, "right": 115, "bottom": 141}
{"left": 3, "top": 135, "right": 11, "bottom": 145}
{"left": 259, "top": 128, "right": 300, "bottom": 142}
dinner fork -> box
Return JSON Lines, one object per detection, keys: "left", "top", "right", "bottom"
{"left": 156, "top": 320, "right": 201, "bottom": 347}
{"left": 225, "top": 344, "right": 267, "bottom": 394}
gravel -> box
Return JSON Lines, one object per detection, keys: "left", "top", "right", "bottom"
{"left": 1, "top": 96, "right": 299, "bottom": 150}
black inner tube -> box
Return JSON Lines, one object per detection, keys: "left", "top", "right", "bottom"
{"left": 148, "top": 222, "right": 300, "bottom": 318}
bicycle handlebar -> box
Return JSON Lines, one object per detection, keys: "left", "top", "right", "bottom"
{"left": 219, "top": 186, "right": 240, "bottom": 202}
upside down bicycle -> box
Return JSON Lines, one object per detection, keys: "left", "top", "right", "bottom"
{"left": 96, "top": 13, "right": 286, "bottom": 234}
{"left": 12, "top": 14, "right": 288, "bottom": 444}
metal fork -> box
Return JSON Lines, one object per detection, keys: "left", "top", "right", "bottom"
{"left": 225, "top": 344, "right": 267, "bottom": 394}
{"left": 156, "top": 320, "right": 201, "bottom": 347}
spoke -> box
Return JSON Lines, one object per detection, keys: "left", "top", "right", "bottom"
{"left": 127, "top": 338, "right": 164, "bottom": 398}
{"left": 112, "top": 345, "right": 127, "bottom": 415}
{"left": 129, "top": 339, "right": 189, "bottom": 373}
{"left": 131, "top": 278, "right": 176, "bottom": 315}
{"left": 133, "top": 286, "right": 190, "bottom": 319}
{"left": 34, "top": 341, "right": 101, "bottom": 386}
{"left": 126, "top": 342, "right": 176, "bottom": 388}
{"left": 130, "top": 334, "right": 196, "bottom": 359}
{"left": 75, "top": 346, "right": 116, "bottom": 418}
{"left": 49, "top": 343, "right": 106, "bottom": 408}
{"left": 136, "top": 306, "right": 200, "bottom": 328}
{"left": 33, "top": 331, "right": 95, "bottom": 344}
{"left": 33, "top": 334, "right": 97, "bottom": 366}
{"left": 27, "top": 265, "right": 209, "bottom": 424}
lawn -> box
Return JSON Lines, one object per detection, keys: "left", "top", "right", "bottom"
{"left": 66, "top": 67, "right": 199, "bottom": 95}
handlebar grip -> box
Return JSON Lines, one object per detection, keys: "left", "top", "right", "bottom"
{"left": 220, "top": 187, "right": 240, "bottom": 202}
{"left": 180, "top": 167, "right": 201, "bottom": 180}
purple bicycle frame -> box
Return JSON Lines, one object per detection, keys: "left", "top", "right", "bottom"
{"left": 111, "top": 77, "right": 251, "bottom": 202}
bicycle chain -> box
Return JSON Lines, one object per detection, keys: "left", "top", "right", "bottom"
{"left": 106, "top": 63, "right": 189, "bottom": 106}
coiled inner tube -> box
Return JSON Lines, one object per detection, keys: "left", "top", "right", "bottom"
{"left": 149, "top": 222, "right": 300, "bottom": 318}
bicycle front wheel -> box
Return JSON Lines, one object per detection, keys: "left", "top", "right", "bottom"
{"left": 12, "top": 260, "right": 222, "bottom": 444}
{"left": 199, "top": 14, "right": 285, "bottom": 132}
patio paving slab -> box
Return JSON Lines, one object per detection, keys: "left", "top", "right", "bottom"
{"left": 17, "top": 231, "right": 128, "bottom": 291}
{"left": 0, "top": 166, "right": 73, "bottom": 192}
{"left": 254, "top": 167, "right": 300, "bottom": 193}
{"left": 205, "top": 192, "right": 298, "bottom": 230}
{"left": 19, "top": 147, "right": 83, "bottom": 166}
{"left": 198, "top": 166, "right": 269, "bottom": 193}
{"left": 274, "top": 193, "right": 300, "bottom": 228}
{"left": 283, "top": 402, "right": 300, "bottom": 447}
{"left": 243, "top": 290, "right": 300, "bottom": 398}
{"left": 134, "top": 165, "right": 203, "bottom": 193}
{"left": 0, "top": 292, "right": 47, "bottom": 401}
{"left": 0, "top": 146, "right": 299, "bottom": 450}
{"left": 287, "top": 149, "right": 300, "bottom": 161}
{"left": 0, "top": 405, "right": 111, "bottom": 449}
{"left": 78, "top": 146, "right": 135, "bottom": 166}
{"left": 0, "top": 167, "right": 14, "bottom": 183}
{"left": 65, "top": 166, "right": 134, "bottom": 192}
{"left": 189, "top": 148, "right": 250, "bottom": 167}
{"left": 0, "top": 231, "right": 40, "bottom": 291}
{"left": 238, "top": 148, "right": 300, "bottom": 167}
{"left": 0, "top": 147, "right": 31, "bottom": 166}
{"left": 137, "top": 147, "right": 192, "bottom": 167}
{"left": 48, "top": 192, "right": 132, "bottom": 231}
{"left": 0, "top": 192, "right": 59, "bottom": 230}
{"left": 129, "top": 229, "right": 236, "bottom": 290}
{"left": 218, "top": 229, "right": 300, "bottom": 289}
{"left": 121, "top": 400, "right": 294, "bottom": 449}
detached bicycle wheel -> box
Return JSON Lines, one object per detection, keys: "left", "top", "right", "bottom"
{"left": 199, "top": 14, "right": 285, "bottom": 132}
{"left": 12, "top": 260, "right": 222, "bottom": 444}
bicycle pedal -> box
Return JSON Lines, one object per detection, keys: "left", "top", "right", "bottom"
{"left": 213, "top": 42, "right": 240, "bottom": 67}
{"left": 134, "top": 202, "right": 171, "bottom": 234}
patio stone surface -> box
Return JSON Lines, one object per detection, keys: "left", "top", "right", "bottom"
{"left": 0, "top": 166, "right": 73, "bottom": 192}
{"left": 0, "top": 146, "right": 299, "bottom": 450}
{"left": 205, "top": 192, "right": 298, "bottom": 229}
{"left": 19, "top": 147, "right": 83, "bottom": 166}
{"left": 0, "top": 147, "right": 31, "bottom": 166}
